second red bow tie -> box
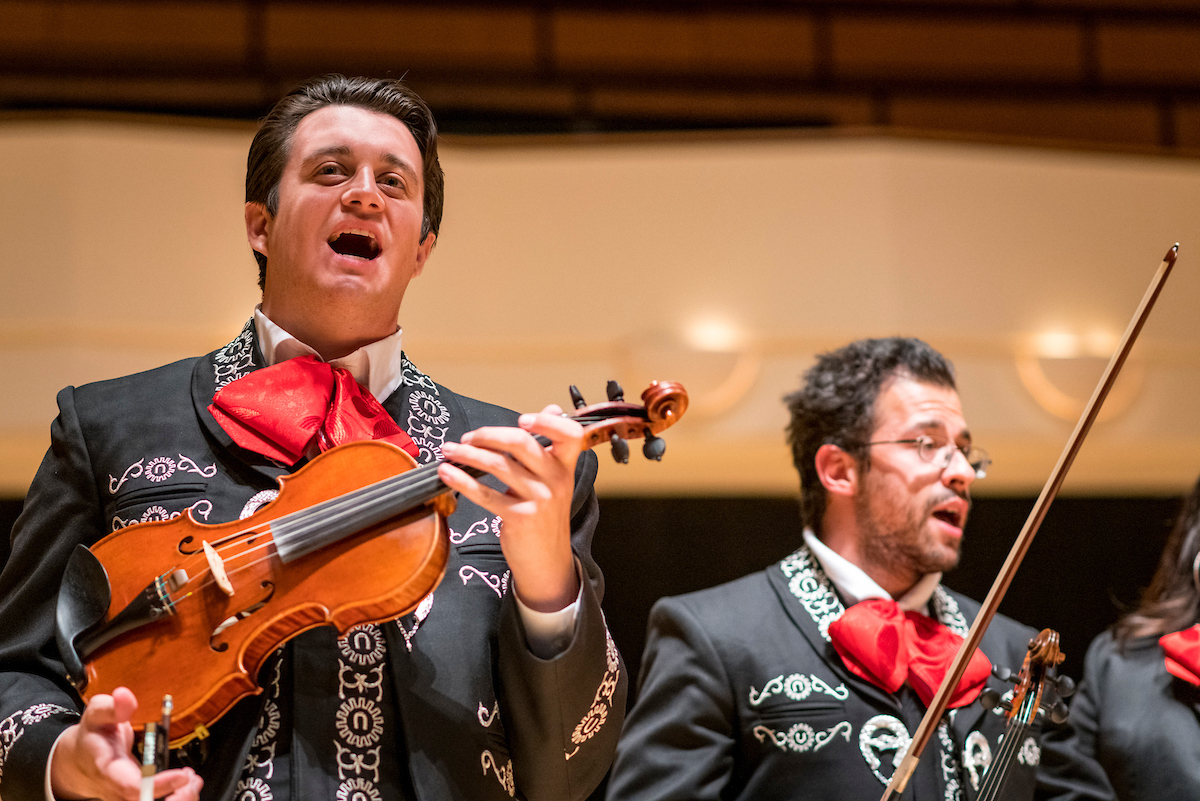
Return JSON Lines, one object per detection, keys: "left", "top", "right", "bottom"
{"left": 828, "top": 598, "right": 991, "bottom": 708}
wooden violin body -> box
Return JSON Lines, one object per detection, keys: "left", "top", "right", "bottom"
{"left": 72, "top": 441, "right": 448, "bottom": 746}
{"left": 55, "top": 380, "right": 688, "bottom": 747}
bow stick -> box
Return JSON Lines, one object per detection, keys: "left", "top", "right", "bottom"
{"left": 881, "top": 244, "right": 1179, "bottom": 800}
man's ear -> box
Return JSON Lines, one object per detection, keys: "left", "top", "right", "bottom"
{"left": 245, "top": 202, "right": 271, "bottom": 258}
{"left": 412, "top": 232, "right": 436, "bottom": 279}
{"left": 814, "top": 443, "right": 860, "bottom": 498}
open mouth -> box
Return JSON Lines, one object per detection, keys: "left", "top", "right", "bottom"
{"left": 328, "top": 231, "right": 380, "bottom": 260}
{"left": 931, "top": 509, "right": 962, "bottom": 528}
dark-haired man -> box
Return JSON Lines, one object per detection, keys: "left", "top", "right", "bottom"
{"left": 0, "top": 76, "right": 624, "bottom": 801}
{"left": 607, "top": 337, "right": 1112, "bottom": 801}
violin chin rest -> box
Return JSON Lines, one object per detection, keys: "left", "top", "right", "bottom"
{"left": 55, "top": 544, "right": 112, "bottom": 692}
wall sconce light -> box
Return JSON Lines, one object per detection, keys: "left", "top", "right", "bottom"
{"left": 1015, "top": 328, "right": 1144, "bottom": 422}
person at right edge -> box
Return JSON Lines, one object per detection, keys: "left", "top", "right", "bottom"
{"left": 607, "top": 337, "right": 1115, "bottom": 801}
{"left": 1044, "top": 473, "right": 1200, "bottom": 800}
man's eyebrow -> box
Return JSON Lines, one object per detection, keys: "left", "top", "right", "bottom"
{"left": 913, "top": 418, "right": 973, "bottom": 444}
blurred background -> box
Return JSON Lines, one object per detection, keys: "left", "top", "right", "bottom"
{"left": 3, "top": 0, "right": 1200, "bottom": 719}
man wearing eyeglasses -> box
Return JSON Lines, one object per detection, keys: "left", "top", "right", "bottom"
{"left": 607, "top": 337, "right": 1113, "bottom": 801}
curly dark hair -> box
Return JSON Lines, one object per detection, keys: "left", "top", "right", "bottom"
{"left": 245, "top": 74, "right": 445, "bottom": 290}
{"left": 1113, "top": 475, "right": 1200, "bottom": 643}
{"left": 785, "top": 337, "right": 957, "bottom": 535}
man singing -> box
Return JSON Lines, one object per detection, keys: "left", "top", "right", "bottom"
{"left": 0, "top": 75, "right": 625, "bottom": 801}
{"left": 607, "top": 337, "right": 1112, "bottom": 801}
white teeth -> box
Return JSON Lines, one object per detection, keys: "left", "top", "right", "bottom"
{"left": 328, "top": 229, "right": 377, "bottom": 243}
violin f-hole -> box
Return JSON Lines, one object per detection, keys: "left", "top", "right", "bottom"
{"left": 208, "top": 581, "right": 275, "bottom": 651}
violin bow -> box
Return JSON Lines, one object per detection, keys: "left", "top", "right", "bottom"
{"left": 880, "top": 244, "right": 1179, "bottom": 801}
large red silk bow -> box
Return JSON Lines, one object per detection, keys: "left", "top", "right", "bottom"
{"left": 1160, "top": 625, "right": 1200, "bottom": 686}
{"left": 828, "top": 598, "right": 992, "bottom": 708}
{"left": 208, "top": 355, "right": 419, "bottom": 465}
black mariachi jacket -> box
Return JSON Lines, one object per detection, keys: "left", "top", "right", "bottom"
{"left": 0, "top": 321, "right": 625, "bottom": 801}
{"left": 607, "top": 546, "right": 1113, "bottom": 801}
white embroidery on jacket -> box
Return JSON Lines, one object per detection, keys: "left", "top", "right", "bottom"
{"left": 240, "top": 490, "right": 279, "bottom": 519}
{"left": 236, "top": 655, "right": 283, "bottom": 794}
{"left": 964, "top": 730, "right": 992, "bottom": 790}
{"left": 753, "top": 720, "right": 852, "bottom": 753}
{"left": 778, "top": 547, "right": 842, "bottom": 641}
{"left": 566, "top": 628, "right": 620, "bottom": 760}
{"left": 481, "top": 750, "right": 515, "bottom": 797}
{"left": 215, "top": 319, "right": 256, "bottom": 390}
{"left": 0, "top": 704, "right": 73, "bottom": 783}
{"left": 477, "top": 701, "right": 500, "bottom": 728}
{"left": 396, "top": 592, "right": 434, "bottom": 652}
{"left": 145, "top": 457, "right": 176, "bottom": 482}
{"left": 1017, "top": 736, "right": 1041, "bottom": 766}
{"left": 449, "top": 516, "right": 502, "bottom": 545}
{"left": 748, "top": 672, "right": 848, "bottom": 706}
{"left": 859, "top": 714, "right": 911, "bottom": 785}
{"left": 111, "top": 498, "right": 213, "bottom": 531}
{"left": 937, "top": 720, "right": 963, "bottom": 801}
{"left": 459, "top": 566, "right": 510, "bottom": 599}
{"left": 109, "top": 454, "right": 217, "bottom": 495}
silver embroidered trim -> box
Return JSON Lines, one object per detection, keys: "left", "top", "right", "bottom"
{"left": 111, "top": 498, "right": 213, "bottom": 532}
{"left": 0, "top": 703, "right": 73, "bottom": 782}
{"left": 459, "top": 566, "right": 510, "bottom": 599}
{"left": 779, "top": 547, "right": 843, "bottom": 642}
{"left": 931, "top": 586, "right": 969, "bottom": 637}
{"left": 859, "top": 714, "right": 911, "bottom": 786}
{"left": 936, "top": 720, "right": 963, "bottom": 801}
{"left": 477, "top": 701, "right": 499, "bottom": 728}
{"left": 481, "top": 750, "right": 515, "bottom": 797}
{"left": 748, "top": 672, "right": 848, "bottom": 706}
{"left": 566, "top": 628, "right": 620, "bottom": 760}
{"left": 964, "top": 730, "right": 992, "bottom": 790}
{"left": 109, "top": 454, "right": 217, "bottom": 495}
{"left": 753, "top": 720, "right": 852, "bottom": 753}
{"left": 215, "top": 319, "right": 256, "bottom": 390}
{"left": 1017, "top": 735, "right": 1041, "bottom": 766}
{"left": 401, "top": 358, "right": 448, "bottom": 465}
{"left": 449, "top": 516, "right": 502, "bottom": 545}
{"left": 240, "top": 490, "right": 279, "bottom": 520}
{"left": 396, "top": 592, "right": 434, "bottom": 652}
{"left": 237, "top": 655, "right": 283, "bottom": 788}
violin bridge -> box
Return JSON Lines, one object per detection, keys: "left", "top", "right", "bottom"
{"left": 202, "top": 540, "right": 235, "bottom": 596}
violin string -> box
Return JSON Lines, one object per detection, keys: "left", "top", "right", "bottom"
{"left": 171, "top": 413, "right": 653, "bottom": 597}
{"left": 174, "top": 462, "right": 450, "bottom": 597}
{"left": 977, "top": 696, "right": 1035, "bottom": 801}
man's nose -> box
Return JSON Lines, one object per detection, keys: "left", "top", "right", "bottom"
{"left": 942, "top": 447, "right": 976, "bottom": 489}
{"left": 342, "top": 168, "right": 382, "bottom": 210}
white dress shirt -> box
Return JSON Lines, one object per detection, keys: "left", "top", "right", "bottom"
{"left": 803, "top": 529, "right": 941, "bottom": 614}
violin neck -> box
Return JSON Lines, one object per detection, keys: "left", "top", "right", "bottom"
{"left": 270, "top": 461, "right": 480, "bottom": 564}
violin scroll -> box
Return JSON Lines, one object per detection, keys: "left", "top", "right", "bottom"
{"left": 568, "top": 380, "right": 689, "bottom": 463}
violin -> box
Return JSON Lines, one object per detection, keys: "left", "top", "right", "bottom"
{"left": 55, "top": 380, "right": 688, "bottom": 747}
{"left": 974, "top": 629, "right": 1074, "bottom": 801}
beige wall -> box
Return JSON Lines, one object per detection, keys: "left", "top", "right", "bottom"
{"left": 2, "top": 116, "right": 1198, "bottom": 497}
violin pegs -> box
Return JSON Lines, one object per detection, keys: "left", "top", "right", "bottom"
{"left": 1049, "top": 700, "right": 1069, "bottom": 725}
{"left": 569, "top": 385, "right": 587, "bottom": 409}
{"left": 979, "top": 688, "right": 1002, "bottom": 711}
{"left": 606, "top": 380, "right": 625, "bottom": 402}
{"left": 991, "top": 665, "right": 1014, "bottom": 683}
{"left": 642, "top": 431, "right": 666, "bottom": 461}
{"left": 1054, "top": 674, "right": 1076, "bottom": 698}
{"left": 610, "top": 433, "right": 630, "bottom": 464}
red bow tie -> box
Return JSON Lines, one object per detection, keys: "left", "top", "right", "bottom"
{"left": 208, "top": 355, "right": 419, "bottom": 465}
{"left": 828, "top": 598, "right": 992, "bottom": 708}
{"left": 1160, "top": 625, "right": 1200, "bottom": 686}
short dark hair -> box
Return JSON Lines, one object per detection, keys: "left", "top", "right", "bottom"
{"left": 245, "top": 74, "right": 445, "bottom": 289}
{"left": 785, "top": 337, "right": 957, "bottom": 534}
{"left": 1114, "top": 475, "right": 1200, "bottom": 643}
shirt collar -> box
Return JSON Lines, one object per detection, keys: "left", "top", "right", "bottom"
{"left": 252, "top": 306, "right": 406, "bottom": 403}
{"left": 802, "top": 529, "right": 941, "bottom": 614}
